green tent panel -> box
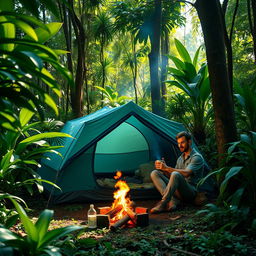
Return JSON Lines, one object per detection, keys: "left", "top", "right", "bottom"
{"left": 95, "top": 121, "right": 150, "bottom": 174}
{"left": 38, "top": 102, "right": 188, "bottom": 204}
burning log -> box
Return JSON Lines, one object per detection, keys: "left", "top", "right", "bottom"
{"left": 105, "top": 204, "right": 123, "bottom": 219}
{"left": 110, "top": 214, "right": 131, "bottom": 231}
{"left": 125, "top": 207, "right": 137, "bottom": 224}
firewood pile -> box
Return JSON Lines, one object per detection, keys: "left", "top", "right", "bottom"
{"left": 97, "top": 205, "right": 149, "bottom": 231}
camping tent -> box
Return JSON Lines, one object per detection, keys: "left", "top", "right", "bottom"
{"left": 38, "top": 101, "right": 189, "bottom": 204}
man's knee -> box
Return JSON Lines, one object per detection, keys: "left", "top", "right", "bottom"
{"left": 150, "top": 169, "right": 161, "bottom": 180}
{"left": 171, "top": 171, "right": 183, "bottom": 181}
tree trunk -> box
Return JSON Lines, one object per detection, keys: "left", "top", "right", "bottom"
{"left": 68, "top": 0, "right": 86, "bottom": 118}
{"left": 59, "top": 2, "right": 74, "bottom": 117}
{"left": 149, "top": 0, "right": 162, "bottom": 115}
{"left": 222, "top": 0, "right": 229, "bottom": 14}
{"left": 160, "top": 32, "right": 169, "bottom": 115}
{"left": 195, "top": 0, "right": 237, "bottom": 159}
{"left": 100, "top": 43, "right": 105, "bottom": 107}
{"left": 132, "top": 40, "right": 138, "bottom": 104}
{"left": 220, "top": 0, "right": 234, "bottom": 95}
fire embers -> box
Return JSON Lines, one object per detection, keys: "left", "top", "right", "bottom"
{"left": 97, "top": 171, "right": 149, "bottom": 231}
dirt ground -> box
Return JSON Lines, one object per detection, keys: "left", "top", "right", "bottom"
{"left": 50, "top": 199, "right": 199, "bottom": 227}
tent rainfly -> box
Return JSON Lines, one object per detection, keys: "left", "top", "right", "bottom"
{"left": 38, "top": 101, "right": 190, "bottom": 204}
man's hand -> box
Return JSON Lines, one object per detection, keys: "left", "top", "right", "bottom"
{"left": 155, "top": 160, "right": 168, "bottom": 171}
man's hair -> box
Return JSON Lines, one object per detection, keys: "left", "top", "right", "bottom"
{"left": 176, "top": 131, "right": 192, "bottom": 141}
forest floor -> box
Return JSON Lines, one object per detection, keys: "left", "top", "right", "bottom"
{"left": 25, "top": 197, "right": 256, "bottom": 256}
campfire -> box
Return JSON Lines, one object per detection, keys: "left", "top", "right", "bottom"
{"left": 97, "top": 171, "right": 149, "bottom": 231}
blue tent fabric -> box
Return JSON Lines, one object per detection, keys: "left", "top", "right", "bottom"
{"left": 38, "top": 102, "right": 211, "bottom": 204}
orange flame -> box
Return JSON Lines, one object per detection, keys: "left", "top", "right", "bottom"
{"left": 114, "top": 171, "right": 122, "bottom": 180}
{"left": 111, "top": 171, "right": 133, "bottom": 221}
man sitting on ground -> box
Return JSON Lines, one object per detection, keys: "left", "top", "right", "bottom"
{"left": 150, "top": 131, "right": 205, "bottom": 214}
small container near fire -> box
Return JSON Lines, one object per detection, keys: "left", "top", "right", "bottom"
{"left": 87, "top": 204, "right": 97, "bottom": 228}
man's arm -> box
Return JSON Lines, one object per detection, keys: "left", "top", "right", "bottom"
{"left": 155, "top": 155, "right": 204, "bottom": 178}
{"left": 155, "top": 161, "right": 192, "bottom": 177}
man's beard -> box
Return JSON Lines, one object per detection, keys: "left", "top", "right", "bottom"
{"left": 180, "top": 144, "right": 189, "bottom": 153}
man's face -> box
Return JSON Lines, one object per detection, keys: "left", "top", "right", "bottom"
{"left": 177, "top": 136, "right": 191, "bottom": 153}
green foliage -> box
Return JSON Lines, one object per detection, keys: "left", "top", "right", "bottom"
{"left": 183, "top": 230, "right": 248, "bottom": 256}
{"left": 111, "top": 0, "right": 184, "bottom": 44}
{"left": 0, "top": 194, "right": 26, "bottom": 228}
{"left": 166, "top": 38, "right": 213, "bottom": 144}
{"left": 202, "top": 132, "right": 256, "bottom": 207}
{"left": 0, "top": 199, "right": 82, "bottom": 256}
{"left": 197, "top": 203, "right": 250, "bottom": 231}
{"left": 95, "top": 85, "right": 131, "bottom": 107}
{"left": 225, "top": 0, "right": 256, "bottom": 84}
{"left": 234, "top": 82, "right": 256, "bottom": 132}
{"left": 16, "top": 0, "right": 61, "bottom": 18}
{"left": 198, "top": 132, "right": 256, "bottom": 232}
{"left": 0, "top": 108, "right": 71, "bottom": 195}
{"left": 0, "top": 0, "right": 74, "bottom": 199}
{"left": 92, "top": 12, "right": 113, "bottom": 46}
{"left": 0, "top": 9, "right": 73, "bottom": 130}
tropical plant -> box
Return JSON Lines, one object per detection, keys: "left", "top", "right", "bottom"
{"left": 0, "top": 194, "right": 26, "bottom": 228}
{"left": 111, "top": 0, "right": 183, "bottom": 114}
{"left": 0, "top": 0, "right": 75, "bottom": 197}
{"left": 234, "top": 82, "right": 256, "bottom": 132}
{"left": 183, "top": 230, "right": 248, "bottom": 255}
{"left": 95, "top": 85, "right": 131, "bottom": 107}
{"left": 0, "top": 108, "right": 71, "bottom": 195}
{"left": 0, "top": 198, "right": 83, "bottom": 256}
{"left": 166, "top": 38, "right": 213, "bottom": 144}
{"left": 92, "top": 11, "right": 114, "bottom": 106}
{"left": 0, "top": 10, "right": 73, "bottom": 129}
{"left": 199, "top": 132, "right": 256, "bottom": 209}
{"left": 197, "top": 203, "right": 251, "bottom": 232}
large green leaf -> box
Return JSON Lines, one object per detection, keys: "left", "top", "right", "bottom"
{"left": 43, "top": 93, "right": 59, "bottom": 115}
{"left": 35, "top": 210, "right": 54, "bottom": 242}
{"left": 166, "top": 80, "right": 190, "bottom": 96}
{"left": 23, "top": 22, "right": 62, "bottom": 44}
{"left": 193, "top": 45, "right": 202, "bottom": 68}
{"left": 0, "top": 38, "right": 58, "bottom": 60}
{"left": 20, "top": 51, "right": 44, "bottom": 69}
{"left": 10, "top": 199, "right": 39, "bottom": 243}
{"left": 0, "top": 1, "right": 15, "bottom": 50}
{"left": 199, "top": 77, "right": 211, "bottom": 103}
{"left": 166, "top": 67, "right": 185, "bottom": 76}
{"left": 16, "top": 132, "right": 73, "bottom": 154}
{"left": 174, "top": 38, "right": 192, "bottom": 63}
{"left": 23, "top": 147, "right": 63, "bottom": 159}
{"left": 21, "top": 179, "right": 61, "bottom": 191}
{"left": 0, "top": 19, "right": 38, "bottom": 41}
{"left": 167, "top": 55, "right": 185, "bottom": 70}
{"left": 184, "top": 62, "right": 197, "bottom": 80}
{"left": 19, "top": 108, "right": 34, "bottom": 127}
{"left": 39, "top": 225, "right": 83, "bottom": 248}
{"left": 230, "top": 187, "right": 245, "bottom": 206}
{"left": 0, "top": 86, "right": 45, "bottom": 120}
{"left": 0, "top": 19, "right": 15, "bottom": 51}
{"left": 0, "top": 150, "right": 14, "bottom": 171}
{"left": 220, "top": 166, "right": 243, "bottom": 194}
